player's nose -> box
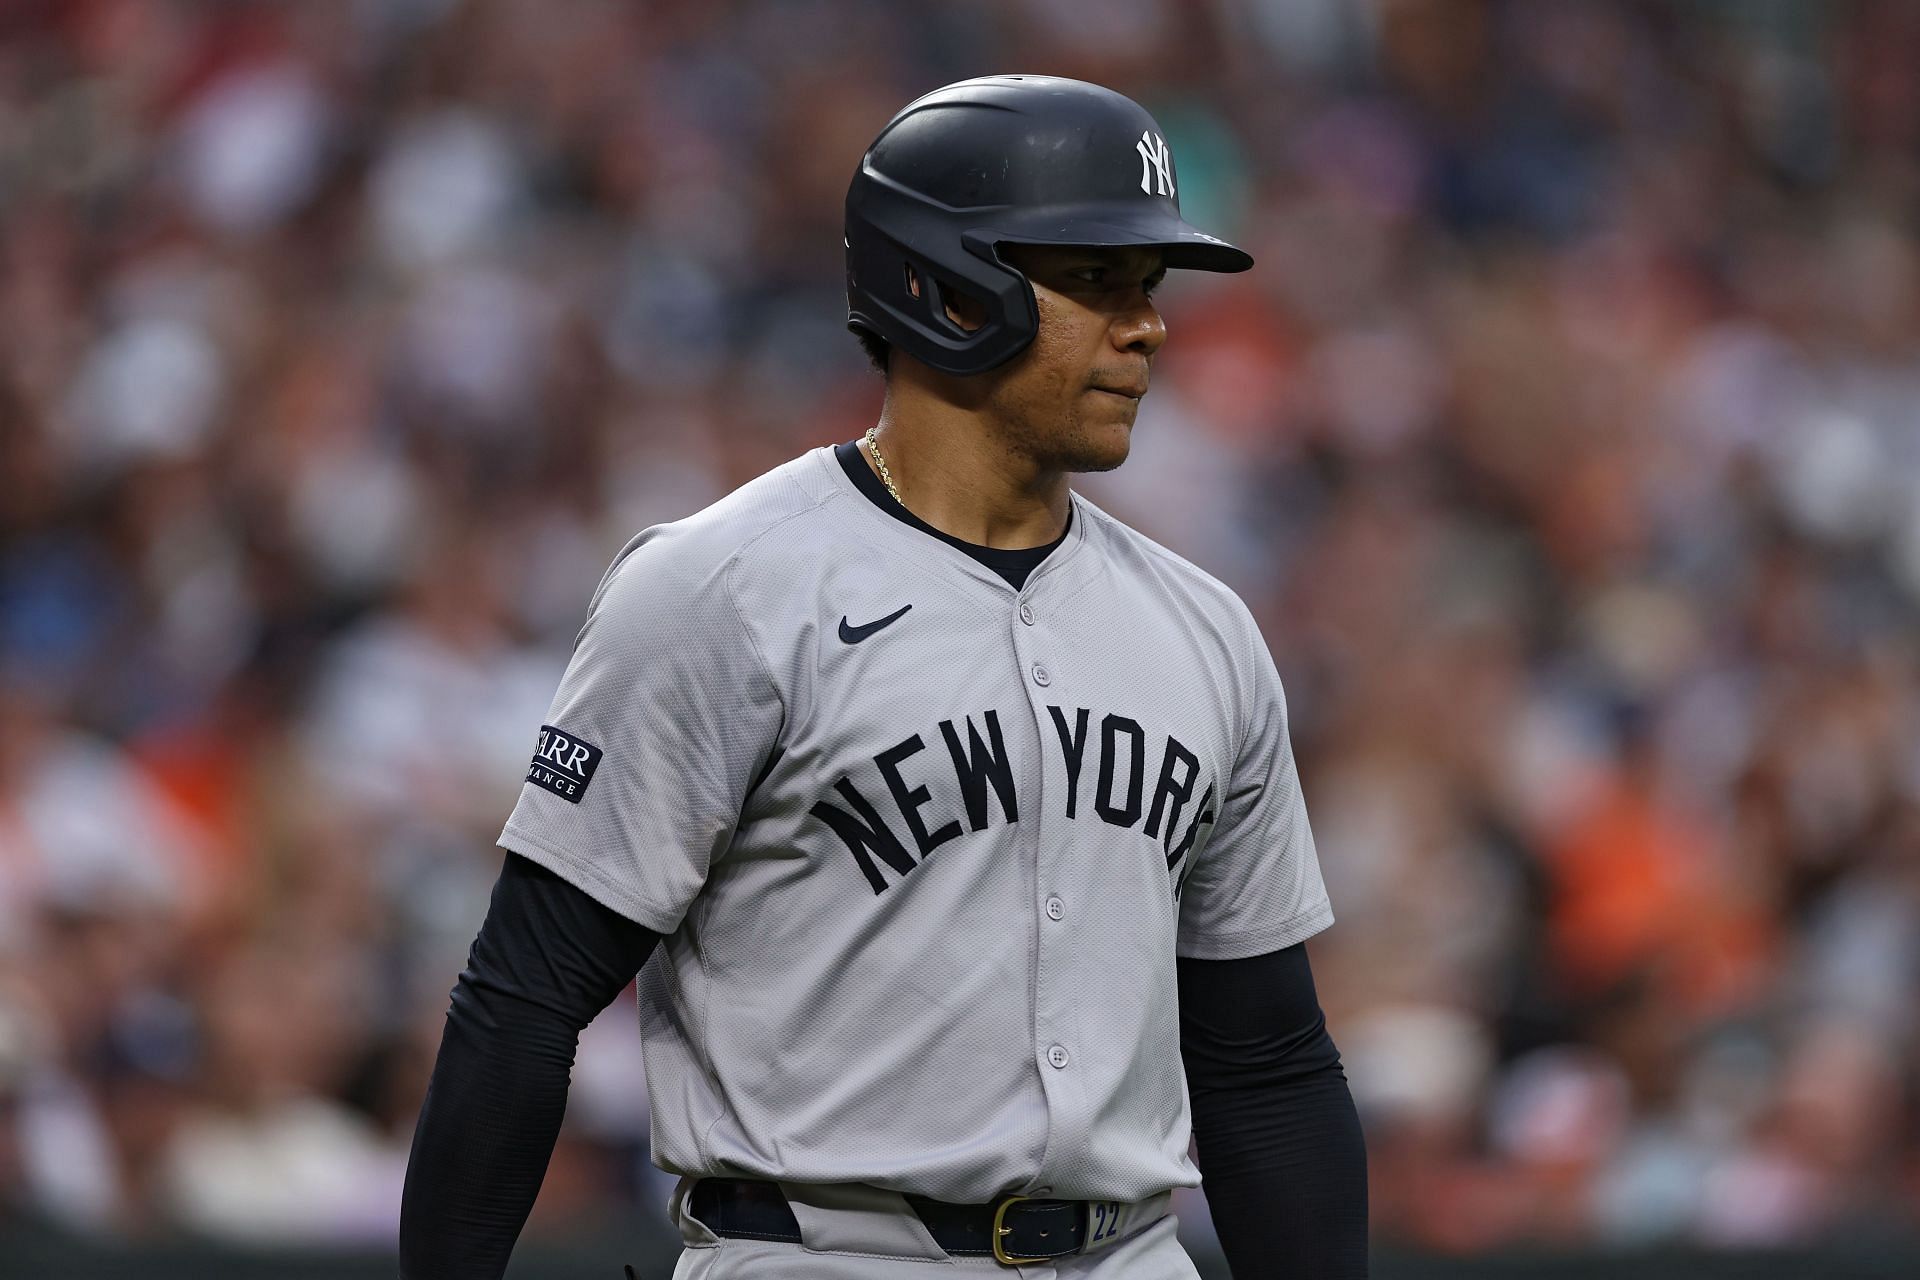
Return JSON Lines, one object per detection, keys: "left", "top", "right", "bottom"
{"left": 1113, "top": 299, "right": 1167, "bottom": 357}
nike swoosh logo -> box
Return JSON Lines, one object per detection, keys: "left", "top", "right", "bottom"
{"left": 838, "top": 604, "right": 912, "bottom": 644}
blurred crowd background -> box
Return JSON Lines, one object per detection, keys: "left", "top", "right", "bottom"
{"left": 1, "top": 0, "right": 1918, "bottom": 1264}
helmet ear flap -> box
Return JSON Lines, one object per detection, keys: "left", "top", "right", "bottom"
{"left": 844, "top": 203, "right": 1039, "bottom": 375}
{"left": 914, "top": 268, "right": 988, "bottom": 336}
{"left": 900, "top": 263, "right": 972, "bottom": 338}
{"left": 891, "top": 249, "right": 991, "bottom": 344}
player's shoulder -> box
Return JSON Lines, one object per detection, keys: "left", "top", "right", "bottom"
{"left": 1070, "top": 491, "right": 1261, "bottom": 635}
{"left": 643, "top": 448, "right": 837, "bottom": 553}
{"left": 589, "top": 448, "right": 839, "bottom": 612}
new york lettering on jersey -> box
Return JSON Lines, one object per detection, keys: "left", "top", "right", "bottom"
{"left": 808, "top": 705, "right": 1217, "bottom": 896}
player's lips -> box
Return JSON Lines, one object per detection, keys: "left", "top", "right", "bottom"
{"left": 1089, "top": 382, "right": 1147, "bottom": 399}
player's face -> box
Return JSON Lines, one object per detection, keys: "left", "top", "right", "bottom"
{"left": 967, "top": 244, "right": 1169, "bottom": 474}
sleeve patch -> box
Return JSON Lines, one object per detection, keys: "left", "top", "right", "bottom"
{"left": 525, "top": 724, "right": 604, "bottom": 804}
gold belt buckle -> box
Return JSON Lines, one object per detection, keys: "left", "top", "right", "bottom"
{"left": 991, "top": 1194, "right": 1045, "bottom": 1266}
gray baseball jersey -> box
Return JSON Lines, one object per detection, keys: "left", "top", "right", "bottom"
{"left": 499, "top": 445, "right": 1332, "bottom": 1204}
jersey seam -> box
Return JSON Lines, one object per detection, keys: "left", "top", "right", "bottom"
{"left": 692, "top": 887, "right": 732, "bottom": 1162}
{"left": 1231, "top": 602, "right": 1259, "bottom": 768}
{"left": 703, "top": 481, "right": 832, "bottom": 1167}
{"left": 1073, "top": 499, "right": 1239, "bottom": 600}
{"left": 716, "top": 474, "right": 835, "bottom": 749}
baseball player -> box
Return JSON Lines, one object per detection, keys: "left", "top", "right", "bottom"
{"left": 400, "top": 76, "right": 1367, "bottom": 1279}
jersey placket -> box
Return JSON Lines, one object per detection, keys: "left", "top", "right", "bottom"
{"left": 1009, "top": 567, "right": 1094, "bottom": 1186}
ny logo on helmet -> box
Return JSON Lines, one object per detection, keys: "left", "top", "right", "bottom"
{"left": 1135, "top": 131, "right": 1175, "bottom": 198}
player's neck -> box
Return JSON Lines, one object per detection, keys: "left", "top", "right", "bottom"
{"left": 865, "top": 398, "right": 1070, "bottom": 551}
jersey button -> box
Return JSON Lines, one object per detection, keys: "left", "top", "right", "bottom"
{"left": 1018, "top": 603, "right": 1035, "bottom": 626}
{"left": 1045, "top": 896, "right": 1064, "bottom": 921}
{"left": 1031, "top": 663, "right": 1050, "bottom": 687}
{"left": 1047, "top": 1045, "right": 1070, "bottom": 1069}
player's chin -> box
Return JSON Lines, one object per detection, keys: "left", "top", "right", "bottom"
{"left": 1062, "top": 411, "right": 1135, "bottom": 472}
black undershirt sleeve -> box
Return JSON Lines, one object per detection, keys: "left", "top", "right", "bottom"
{"left": 1179, "top": 942, "right": 1369, "bottom": 1278}
{"left": 399, "top": 853, "right": 662, "bottom": 1280}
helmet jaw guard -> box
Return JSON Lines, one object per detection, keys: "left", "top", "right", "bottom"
{"left": 845, "top": 75, "right": 1253, "bottom": 378}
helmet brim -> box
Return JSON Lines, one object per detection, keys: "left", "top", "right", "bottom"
{"left": 970, "top": 204, "right": 1254, "bottom": 273}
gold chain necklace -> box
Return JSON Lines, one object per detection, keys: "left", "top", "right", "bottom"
{"left": 864, "top": 425, "right": 903, "bottom": 506}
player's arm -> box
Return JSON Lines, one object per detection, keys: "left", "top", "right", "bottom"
{"left": 401, "top": 523, "right": 781, "bottom": 1277}
{"left": 1174, "top": 600, "right": 1365, "bottom": 1274}
{"left": 398, "top": 852, "right": 661, "bottom": 1280}
{"left": 1178, "top": 942, "right": 1367, "bottom": 1278}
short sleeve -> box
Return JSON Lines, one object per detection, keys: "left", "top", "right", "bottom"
{"left": 498, "top": 530, "right": 783, "bottom": 934}
{"left": 1175, "top": 609, "right": 1332, "bottom": 960}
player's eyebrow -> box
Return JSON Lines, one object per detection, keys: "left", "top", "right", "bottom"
{"left": 1094, "top": 247, "right": 1157, "bottom": 267}
{"left": 1058, "top": 249, "right": 1165, "bottom": 279}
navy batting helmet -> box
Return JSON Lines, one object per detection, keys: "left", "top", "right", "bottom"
{"left": 845, "top": 75, "right": 1253, "bottom": 377}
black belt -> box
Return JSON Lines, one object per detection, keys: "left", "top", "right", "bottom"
{"left": 689, "top": 1177, "right": 1093, "bottom": 1264}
